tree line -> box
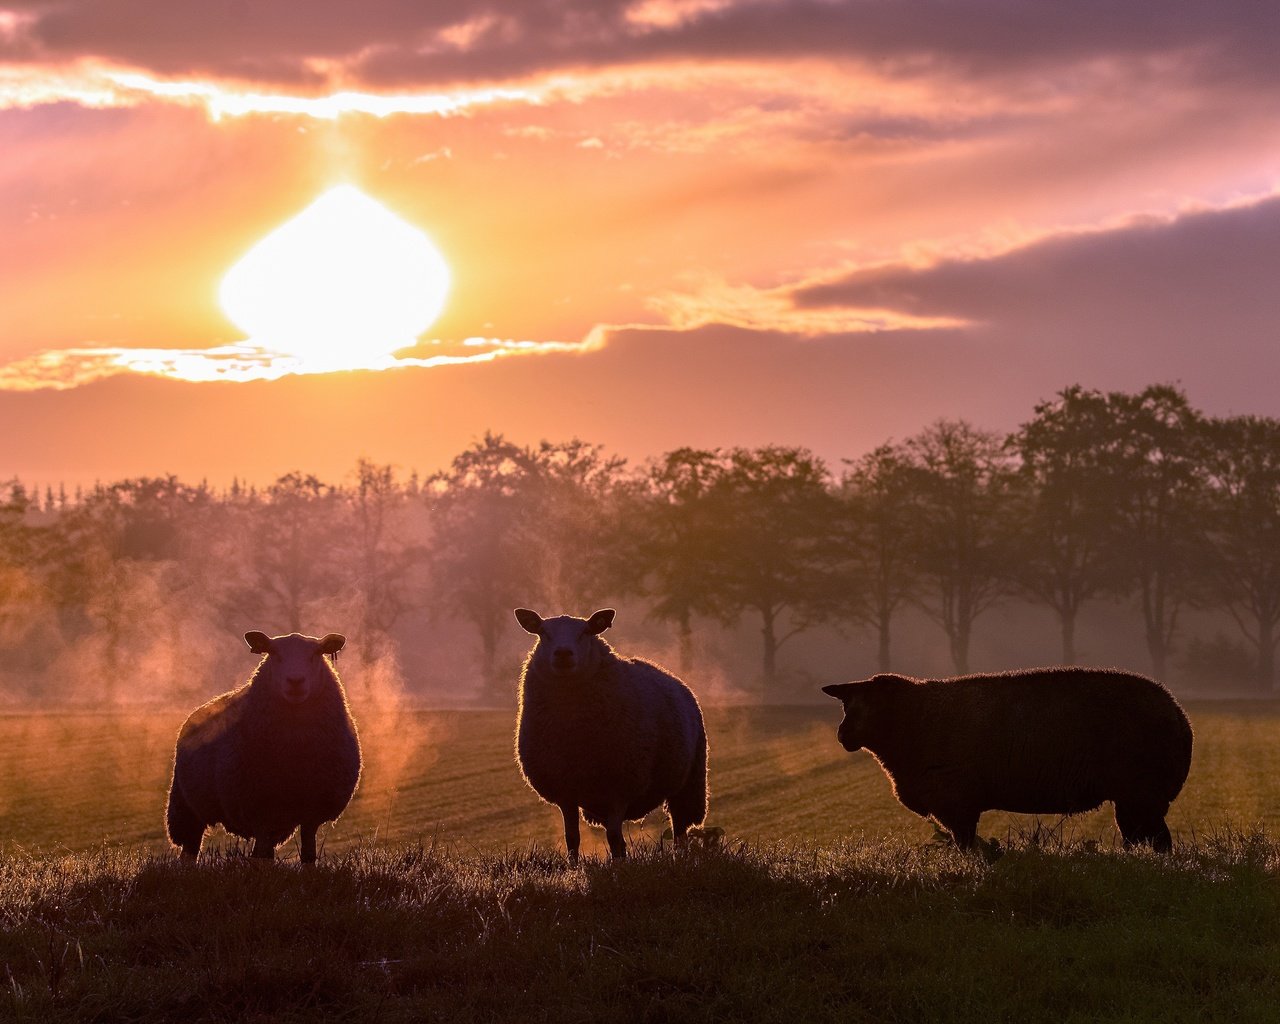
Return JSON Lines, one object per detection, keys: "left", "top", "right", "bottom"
{"left": 0, "top": 383, "right": 1276, "bottom": 702}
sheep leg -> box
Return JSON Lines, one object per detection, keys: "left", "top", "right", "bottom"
{"left": 559, "top": 804, "right": 581, "bottom": 865}
{"left": 667, "top": 731, "right": 709, "bottom": 847}
{"left": 299, "top": 825, "right": 319, "bottom": 865}
{"left": 1115, "top": 801, "right": 1173, "bottom": 853}
{"left": 165, "top": 783, "right": 205, "bottom": 859}
{"left": 250, "top": 838, "right": 276, "bottom": 861}
{"left": 603, "top": 812, "right": 627, "bottom": 862}
{"left": 935, "top": 810, "right": 979, "bottom": 850}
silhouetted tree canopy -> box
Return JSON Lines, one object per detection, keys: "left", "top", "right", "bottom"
{"left": 2, "top": 382, "right": 1277, "bottom": 703}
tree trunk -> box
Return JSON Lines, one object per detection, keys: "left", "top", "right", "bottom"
{"left": 1259, "top": 619, "right": 1276, "bottom": 692}
{"left": 1060, "top": 608, "right": 1077, "bottom": 666}
{"left": 1146, "top": 623, "right": 1167, "bottom": 680}
{"left": 950, "top": 622, "right": 970, "bottom": 675}
{"left": 479, "top": 622, "right": 504, "bottom": 704}
{"left": 677, "top": 610, "right": 694, "bottom": 675}
{"left": 1142, "top": 574, "right": 1169, "bottom": 680}
{"left": 760, "top": 608, "right": 779, "bottom": 699}
{"left": 877, "top": 616, "right": 892, "bottom": 673}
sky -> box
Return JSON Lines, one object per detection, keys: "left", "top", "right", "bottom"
{"left": 2, "top": 0, "right": 1279, "bottom": 486}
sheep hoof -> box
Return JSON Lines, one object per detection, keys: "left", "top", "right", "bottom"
{"left": 686, "top": 826, "right": 724, "bottom": 847}
{"left": 975, "top": 836, "right": 1003, "bottom": 863}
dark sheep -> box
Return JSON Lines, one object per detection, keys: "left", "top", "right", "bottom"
{"left": 822, "top": 668, "right": 1193, "bottom": 852}
{"left": 514, "top": 607, "right": 708, "bottom": 862}
{"left": 166, "top": 631, "right": 361, "bottom": 863}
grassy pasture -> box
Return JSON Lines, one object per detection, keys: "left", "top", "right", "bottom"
{"left": 3, "top": 701, "right": 1280, "bottom": 1022}
{"left": 2, "top": 701, "right": 1280, "bottom": 857}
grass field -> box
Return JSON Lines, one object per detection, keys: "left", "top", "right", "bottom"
{"left": 4, "top": 702, "right": 1280, "bottom": 1022}
{"left": 2, "top": 700, "right": 1280, "bottom": 857}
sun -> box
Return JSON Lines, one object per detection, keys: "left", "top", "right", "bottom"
{"left": 219, "top": 185, "right": 450, "bottom": 369}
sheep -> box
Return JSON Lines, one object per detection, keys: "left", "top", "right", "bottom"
{"left": 821, "top": 668, "right": 1193, "bottom": 852}
{"left": 166, "top": 631, "right": 361, "bottom": 863}
{"left": 514, "top": 607, "right": 708, "bottom": 862}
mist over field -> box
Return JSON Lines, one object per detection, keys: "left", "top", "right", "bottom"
{"left": 0, "top": 383, "right": 1273, "bottom": 712}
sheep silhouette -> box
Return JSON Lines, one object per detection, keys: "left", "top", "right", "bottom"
{"left": 166, "top": 631, "right": 361, "bottom": 863}
{"left": 514, "top": 607, "right": 708, "bottom": 862}
{"left": 823, "top": 668, "right": 1192, "bottom": 851}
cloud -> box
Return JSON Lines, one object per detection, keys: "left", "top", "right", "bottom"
{"left": 3, "top": 1, "right": 1278, "bottom": 97}
{"left": 794, "top": 192, "right": 1280, "bottom": 331}
{"left": 7, "top": 191, "right": 1279, "bottom": 403}
{"left": 0, "top": 337, "right": 600, "bottom": 391}
{"left": 641, "top": 275, "right": 968, "bottom": 335}
{"left": 784, "top": 191, "right": 1280, "bottom": 404}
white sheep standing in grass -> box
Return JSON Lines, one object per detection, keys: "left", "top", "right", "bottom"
{"left": 514, "top": 607, "right": 708, "bottom": 862}
{"left": 166, "top": 631, "right": 361, "bottom": 863}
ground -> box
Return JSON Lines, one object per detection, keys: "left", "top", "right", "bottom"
{"left": 1, "top": 701, "right": 1278, "bottom": 856}
{"left": 2, "top": 701, "right": 1280, "bottom": 1022}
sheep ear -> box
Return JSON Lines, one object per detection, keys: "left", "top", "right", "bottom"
{"left": 585, "top": 609, "right": 615, "bottom": 635}
{"left": 515, "top": 608, "right": 543, "bottom": 634}
{"left": 245, "top": 631, "right": 273, "bottom": 654}
{"left": 821, "top": 682, "right": 859, "bottom": 702}
{"left": 319, "top": 633, "right": 346, "bottom": 656}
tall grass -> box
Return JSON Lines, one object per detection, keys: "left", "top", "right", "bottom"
{"left": 3, "top": 831, "right": 1279, "bottom": 1023}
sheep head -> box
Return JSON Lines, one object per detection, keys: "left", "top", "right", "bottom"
{"left": 245, "top": 630, "right": 346, "bottom": 704}
{"left": 515, "top": 608, "right": 614, "bottom": 680}
{"left": 822, "top": 674, "right": 911, "bottom": 752}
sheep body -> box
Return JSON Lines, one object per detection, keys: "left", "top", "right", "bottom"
{"left": 822, "top": 667, "right": 1192, "bottom": 851}
{"left": 166, "top": 631, "right": 361, "bottom": 862}
{"left": 515, "top": 608, "right": 707, "bottom": 861}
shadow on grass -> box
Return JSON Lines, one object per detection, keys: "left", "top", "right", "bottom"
{"left": 2, "top": 829, "right": 1279, "bottom": 1023}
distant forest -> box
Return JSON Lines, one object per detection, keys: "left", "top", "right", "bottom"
{"left": 0, "top": 383, "right": 1276, "bottom": 704}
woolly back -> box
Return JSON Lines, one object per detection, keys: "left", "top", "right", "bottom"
{"left": 244, "top": 631, "right": 348, "bottom": 710}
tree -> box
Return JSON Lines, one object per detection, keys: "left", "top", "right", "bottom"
{"left": 835, "top": 444, "right": 926, "bottom": 672}
{"left": 1008, "top": 386, "right": 1121, "bottom": 664}
{"left": 0, "top": 480, "right": 42, "bottom": 651}
{"left": 37, "top": 476, "right": 216, "bottom": 701}
{"left": 223, "top": 473, "right": 344, "bottom": 634}
{"left": 1200, "top": 415, "right": 1280, "bottom": 689}
{"left": 1097, "top": 386, "right": 1206, "bottom": 679}
{"left": 524, "top": 438, "right": 628, "bottom": 610}
{"left": 623, "top": 449, "right": 728, "bottom": 673}
{"left": 341, "top": 459, "right": 425, "bottom": 669}
{"left": 908, "top": 420, "right": 1017, "bottom": 674}
{"left": 699, "top": 446, "right": 838, "bottom": 697}
{"left": 424, "top": 434, "right": 625, "bottom": 701}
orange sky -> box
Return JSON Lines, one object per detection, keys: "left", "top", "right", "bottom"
{"left": 2, "top": 1, "right": 1280, "bottom": 484}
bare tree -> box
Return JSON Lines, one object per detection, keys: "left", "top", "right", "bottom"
{"left": 1097, "top": 386, "right": 1206, "bottom": 679}
{"left": 835, "top": 444, "right": 926, "bottom": 672}
{"left": 699, "top": 447, "right": 838, "bottom": 697}
{"left": 909, "top": 421, "right": 1017, "bottom": 674}
{"left": 1200, "top": 415, "right": 1280, "bottom": 689}
{"left": 1008, "top": 386, "right": 1122, "bottom": 664}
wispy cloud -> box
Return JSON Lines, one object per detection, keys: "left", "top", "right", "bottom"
{"left": 643, "top": 275, "right": 970, "bottom": 336}
{"left": 0, "top": 63, "right": 544, "bottom": 117}
{"left": 7, "top": 0, "right": 1277, "bottom": 94}
{"left": 0, "top": 336, "right": 601, "bottom": 391}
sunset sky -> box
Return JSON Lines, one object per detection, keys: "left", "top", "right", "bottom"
{"left": 2, "top": 1, "right": 1279, "bottom": 485}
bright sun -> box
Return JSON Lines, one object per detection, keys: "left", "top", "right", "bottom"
{"left": 219, "top": 185, "right": 450, "bottom": 369}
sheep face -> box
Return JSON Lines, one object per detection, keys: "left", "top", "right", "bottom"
{"left": 822, "top": 680, "right": 873, "bottom": 752}
{"left": 245, "top": 630, "right": 346, "bottom": 704}
{"left": 515, "top": 608, "right": 614, "bottom": 680}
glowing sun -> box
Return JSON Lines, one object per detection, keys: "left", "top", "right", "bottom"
{"left": 219, "top": 185, "right": 450, "bottom": 369}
